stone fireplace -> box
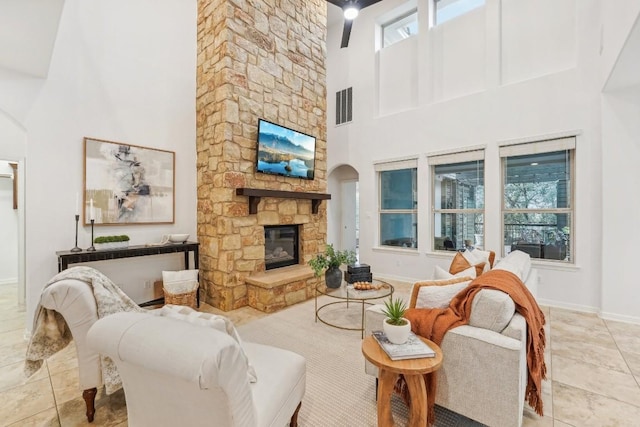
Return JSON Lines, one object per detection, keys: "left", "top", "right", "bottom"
{"left": 195, "top": 0, "right": 328, "bottom": 312}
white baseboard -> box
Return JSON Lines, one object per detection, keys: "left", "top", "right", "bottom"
{"left": 536, "top": 298, "right": 599, "bottom": 314}
{"left": 373, "top": 273, "right": 416, "bottom": 287}
{"left": 598, "top": 311, "right": 640, "bottom": 325}
{"left": 537, "top": 298, "right": 640, "bottom": 325}
{"left": 0, "top": 277, "right": 17, "bottom": 286}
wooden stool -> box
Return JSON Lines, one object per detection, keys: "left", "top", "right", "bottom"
{"left": 362, "top": 336, "right": 443, "bottom": 426}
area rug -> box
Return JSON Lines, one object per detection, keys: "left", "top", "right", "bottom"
{"left": 238, "top": 295, "right": 484, "bottom": 427}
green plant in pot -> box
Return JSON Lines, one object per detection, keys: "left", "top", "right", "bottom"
{"left": 308, "top": 243, "right": 356, "bottom": 288}
{"left": 381, "top": 296, "right": 411, "bottom": 344}
{"left": 94, "top": 235, "right": 130, "bottom": 249}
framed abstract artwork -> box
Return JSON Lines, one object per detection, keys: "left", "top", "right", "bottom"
{"left": 83, "top": 137, "right": 175, "bottom": 225}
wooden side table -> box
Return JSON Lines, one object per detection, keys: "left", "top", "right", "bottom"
{"left": 362, "top": 336, "right": 443, "bottom": 427}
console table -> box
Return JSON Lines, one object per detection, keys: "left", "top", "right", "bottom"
{"left": 56, "top": 242, "right": 200, "bottom": 307}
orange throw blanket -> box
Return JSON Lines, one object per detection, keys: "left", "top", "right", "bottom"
{"left": 403, "top": 269, "right": 547, "bottom": 425}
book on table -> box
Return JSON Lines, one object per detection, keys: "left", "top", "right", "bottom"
{"left": 371, "top": 330, "right": 436, "bottom": 360}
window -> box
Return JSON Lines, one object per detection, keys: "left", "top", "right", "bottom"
{"left": 500, "top": 137, "right": 575, "bottom": 262}
{"left": 376, "top": 159, "right": 418, "bottom": 249}
{"left": 430, "top": 150, "right": 484, "bottom": 252}
{"left": 382, "top": 9, "right": 418, "bottom": 48}
{"left": 434, "top": 0, "right": 485, "bottom": 25}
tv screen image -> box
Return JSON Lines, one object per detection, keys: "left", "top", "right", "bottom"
{"left": 256, "top": 119, "right": 316, "bottom": 180}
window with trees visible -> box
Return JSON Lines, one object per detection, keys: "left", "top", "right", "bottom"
{"left": 376, "top": 159, "right": 418, "bottom": 249}
{"left": 501, "top": 137, "right": 575, "bottom": 262}
{"left": 430, "top": 150, "right": 484, "bottom": 252}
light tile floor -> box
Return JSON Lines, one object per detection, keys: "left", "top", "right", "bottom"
{"left": 1, "top": 281, "right": 639, "bottom": 426}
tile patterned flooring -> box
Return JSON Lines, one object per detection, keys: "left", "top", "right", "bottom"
{"left": 1, "top": 281, "right": 639, "bottom": 426}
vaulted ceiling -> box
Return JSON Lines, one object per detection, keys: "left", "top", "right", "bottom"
{"left": 0, "top": 0, "right": 64, "bottom": 79}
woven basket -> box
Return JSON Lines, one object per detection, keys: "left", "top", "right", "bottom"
{"left": 163, "top": 287, "right": 197, "bottom": 309}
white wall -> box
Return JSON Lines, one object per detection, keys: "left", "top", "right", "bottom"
{"left": 326, "top": 0, "right": 625, "bottom": 318}
{"left": 0, "top": 0, "right": 198, "bottom": 326}
{"left": 599, "top": 1, "right": 640, "bottom": 322}
{"left": 601, "top": 86, "right": 640, "bottom": 322}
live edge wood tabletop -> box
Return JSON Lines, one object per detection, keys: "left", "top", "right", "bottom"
{"left": 362, "top": 336, "right": 444, "bottom": 427}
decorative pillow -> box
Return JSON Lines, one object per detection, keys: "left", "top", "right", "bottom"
{"left": 410, "top": 277, "right": 473, "bottom": 309}
{"left": 469, "top": 289, "right": 516, "bottom": 332}
{"left": 475, "top": 249, "right": 496, "bottom": 268}
{"left": 155, "top": 304, "right": 257, "bottom": 383}
{"left": 465, "top": 249, "right": 495, "bottom": 273}
{"left": 494, "top": 250, "right": 532, "bottom": 282}
{"left": 433, "top": 265, "right": 476, "bottom": 280}
{"left": 162, "top": 269, "right": 199, "bottom": 293}
{"left": 449, "top": 252, "right": 486, "bottom": 277}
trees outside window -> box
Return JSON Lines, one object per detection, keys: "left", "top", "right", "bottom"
{"left": 501, "top": 138, "right": 575, "bottom": 262}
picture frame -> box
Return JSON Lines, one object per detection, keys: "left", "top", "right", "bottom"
{"left": 83, "top": 137, "right": 175, "bottom": 225}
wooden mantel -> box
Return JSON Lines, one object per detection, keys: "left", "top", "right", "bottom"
{"left": 235, "top": 188, "right": 331, "bottom": 214}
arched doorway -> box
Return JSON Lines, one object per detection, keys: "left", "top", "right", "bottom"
{"left": 0, "top": 111, "right": 27, "bottom": 306}
{"left": 327, "top": 164, "right": 359, "bottom": 254}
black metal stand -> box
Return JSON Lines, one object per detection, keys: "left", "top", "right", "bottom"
{"left": 86, "top": 219, "right": 96, "bottom": 252}
{"left": 71, "top": 214, "right": 82, "bottom": 252}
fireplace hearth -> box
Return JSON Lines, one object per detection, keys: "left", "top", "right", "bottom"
{"left": 264, "top": 225, "right": 299, "bottom": 270}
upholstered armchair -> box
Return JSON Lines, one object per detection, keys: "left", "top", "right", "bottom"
{"left": 39, "top": 278, "right": 103, "bottom": 422}
{"left": 364, "top": 251, "right": 539, "bottom": 427}
{"left": 87, "top": 312, "right": 306, "bottom": 427}
{"left": 33, "top": 267, "right": 146, "bottom": 422}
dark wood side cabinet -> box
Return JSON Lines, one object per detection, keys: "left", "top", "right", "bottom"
{"left": 56, "top": 242, "right": 200, "bottom": 307}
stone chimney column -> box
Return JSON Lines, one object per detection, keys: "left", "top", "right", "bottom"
{"left": 196, "top": 0, "right": 328, "bottom": 310}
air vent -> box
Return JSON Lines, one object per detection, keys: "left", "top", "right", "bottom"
{"left": 336, "top": 87, "right": 353, "bottom": 125}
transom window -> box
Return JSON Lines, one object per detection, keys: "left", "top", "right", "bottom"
{"left": 501, "top": 137, "right": 575, "bottom": 262}
{"left": 430, "top": 150, "right": 484, "bottom": 252}
{"left": 376, "top": 159, "right": 418, "bottom": 249}
{"left": 434, "top": 0, "right": 485, "bottom": 25}
{"left": 382, "top": 9, "right": 418, "bottom": 48}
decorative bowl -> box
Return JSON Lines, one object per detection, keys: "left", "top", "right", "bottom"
{"left": 168, "top": 234, "right": 189, "bottom": 243}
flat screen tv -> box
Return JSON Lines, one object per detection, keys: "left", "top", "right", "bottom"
{"left": 256, "top": 119, "right": 316, "bottom": 180}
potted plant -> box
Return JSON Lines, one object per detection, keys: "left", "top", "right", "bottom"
{"left": 381, "top": 296, "right": 411, "bottom": 344}
{"left": 94, "top": 235, "right": 130, "bottom": 250}
{"left": 308, "top": 243, "right": 356, "bottom": 288}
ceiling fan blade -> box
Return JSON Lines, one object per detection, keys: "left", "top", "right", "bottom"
{"left": 325, "top": 0, "right": 346, "bottom": 7}
{"left": 358, "top": 0, "right": 383, "bottom": 9}
{"left": 340, "top": 19, "right": 353, "bottom": 48}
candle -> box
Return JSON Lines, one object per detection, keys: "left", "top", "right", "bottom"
{"left": 90, "top": 198, "right": 95, "bottom": 220}
{"left": 75, "top": 193, "right": 79, "bottom": 215}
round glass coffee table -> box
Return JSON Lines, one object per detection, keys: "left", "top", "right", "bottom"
{"left": 315, "top": 279, "right": 394, "bottom": 338}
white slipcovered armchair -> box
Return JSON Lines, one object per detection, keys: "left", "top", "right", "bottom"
{"left": 87, "top": 312, "right": 306, "bottom": 427}
{"left": 38, "top": 277, "right": 103, "bottom": 421}
{"left": 365, "top": 251, "right": 538, "bottom": 427}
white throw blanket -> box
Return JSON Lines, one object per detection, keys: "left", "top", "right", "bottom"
{"left": 24, "top": 266, "right": 145, "bottom": 394}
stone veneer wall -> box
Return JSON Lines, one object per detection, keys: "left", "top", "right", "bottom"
{"left": 196, "top": 0, "right": 328, "bottom": 311}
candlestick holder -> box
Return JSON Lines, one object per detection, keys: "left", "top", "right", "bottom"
{"left": 86, "top": 219, "right": 96, "bottom": 252}
{"left": 70, "top": 214, "right": 82, "bottom": 252}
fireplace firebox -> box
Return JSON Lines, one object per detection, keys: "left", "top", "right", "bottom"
{"left": 264, "top": 225, "right": 299, "bottom": 270}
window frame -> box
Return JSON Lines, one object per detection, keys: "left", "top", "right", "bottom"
{"left": 376, "top": 159, "right": 418, "bottom": 250}
{"left": 429, "top": 149, "right": 485, "bottom": 253}
{"left": 381, "top": 8, "right": 419, "bottom": 49}
{"left": 500, "top": 137, "right": 576, "bottom": 263}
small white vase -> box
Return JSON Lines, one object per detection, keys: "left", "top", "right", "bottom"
{"left": 383, "top": 318, "right": 411, "bottom": 344}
